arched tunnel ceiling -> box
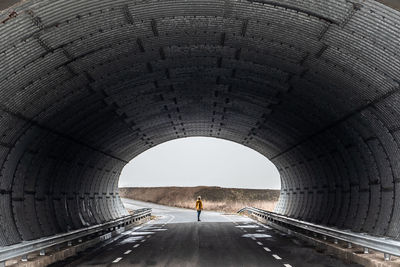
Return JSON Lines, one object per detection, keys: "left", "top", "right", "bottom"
{"left": 0, "top": 0, "right": 399, "bottom": 246}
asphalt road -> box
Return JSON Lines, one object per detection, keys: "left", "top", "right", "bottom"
{"left": 51, "top": 199, "right": 361, "bottom": 267}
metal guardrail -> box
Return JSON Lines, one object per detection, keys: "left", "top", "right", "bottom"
{"left": 0, "top": 208, "right": 151, "bottom": 263}
{"left": 239, "top": 207, "right": 400, "bottom": 261}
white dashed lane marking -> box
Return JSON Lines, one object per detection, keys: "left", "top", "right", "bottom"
{"left": 133, "top": 244, "right": 140, "bottom": 248}
{"left": 272, "top": 254, "right": 282, "bottom": 260}
{"left": 124, "top": 250, "right": 132, "bottom": 255}
{"left": 141, "top": 239, "right": 146, "bottom": 242}
{"left": 227, "top": 215, "right": 292, "bottom": 266}
{"left": 256, "top": 222, "right": 272, "bottom": 230}
{"left": 112, "top": 257, "right": 122, "bottom": 263}
{"left": 243, "top": 233, "right": 271, "bottom": 238}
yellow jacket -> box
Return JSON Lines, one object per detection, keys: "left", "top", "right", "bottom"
{"left": 196, "top": 200, "right": 203, "bottom": 211}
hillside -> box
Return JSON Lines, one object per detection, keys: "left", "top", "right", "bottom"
{"left": 119, "top": 186, "right": 280, "bottom": 213}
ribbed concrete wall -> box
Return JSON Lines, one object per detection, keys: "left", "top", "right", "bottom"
{"left": 0, "top": 0, "right": 399, "bottom": 246}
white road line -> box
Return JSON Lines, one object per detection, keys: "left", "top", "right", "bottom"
{"left": 147, "top": 235, "right": 152, "bottom": 238}
{"left": 272, "top": 254, "right": 282, "bottom": 260}
{"left": 251, "top": 237, "right": 256, "bottom": 240}
{"left": 133, "top": 244, "right": 140, "bottom": 248}
{"left": 133, "top": 226, "right": 144, "bottom": 231}
{"left": 112, "top": 257, "right": 123, "bottom": 263}
{"left": 283, "top": 264, "right": 292, "bottom": 267}
{"left": 124, "top": 250, "right": 132, "bottom": 255}
{"left": 263, "top": 247, "right": 271, "bottom": 252}
{"left": 141, "top": 239, "right": 146, "bottom": 242}
{"left": 256, "top": 222, "right": 272, "bottom": 230}
{"left": 257, "top": 241, "right": 263, "bottom": 246}
{"left": 166, "top": 215, "right": 175, "bottom": 224}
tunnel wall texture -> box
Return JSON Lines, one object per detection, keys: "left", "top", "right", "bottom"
{"left": 0, "top": 0, "right": 399, "bottom": 246}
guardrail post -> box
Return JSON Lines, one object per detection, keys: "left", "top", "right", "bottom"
{"left": 39, "top": 249, "right": 45, "bottom": 256}
{"left": 21, "top": 255, "right": 28, "bottom": 262}
{"left": 363, "top": 248, "right": 369, "bottom": 254}
{"left": 347, "top": 243, "right": 352, "bottom": 249}
{"left": 68, "top": 241, "right": 72, "bottom": 246}
{"left": 384, "top": 253, "right": 391, "bottom": 261}
{"left": 323, "top": 235, "right": 327, "bottom": 240}
{"left": 0, "top": 261, "right": 5, "bottom": 267}
{"left": 334, "top": 239, "right": 338, "bottom": 244}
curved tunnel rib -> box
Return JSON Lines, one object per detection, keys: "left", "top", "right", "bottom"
{"left": 0, "top": 0, "right": 399, "bottom": 246}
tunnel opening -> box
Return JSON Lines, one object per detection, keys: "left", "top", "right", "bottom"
{"left": 118, "top": 137, "right": 281, "bottom": 189}
{"left": 118, "top": 136, "right": 281, "bottom": 212}
{"left": 0, "top": 0, "right": 399, "bottom": 247}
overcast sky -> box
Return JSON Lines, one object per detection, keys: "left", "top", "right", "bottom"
{"left": 118, "top": 137, "right": 281, "bottom": 189}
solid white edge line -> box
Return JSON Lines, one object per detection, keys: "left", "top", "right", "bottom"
{"left": 272, "top": 254, "right": 282, "bottom": 260}
{"left": 112, "top": 257, "right": 123, "bottom": 263}
{"left": 124, "top": 250, "right": 132, "bottom": 255}
{"left": 263, "top": 247, "right": 271, "bottom": 252}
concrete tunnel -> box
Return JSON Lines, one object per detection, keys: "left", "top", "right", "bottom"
{"left": 0, "top": 0, "right": 399, "bottom": 247}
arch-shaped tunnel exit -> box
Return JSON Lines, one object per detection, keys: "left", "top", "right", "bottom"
{"left": 0, "top": 0, "right": 399, "bottom": 249}
{"left": 118, "top": 136, "right": 282, "bottom": 213}
{"left": 118, "top": 137, "right": 281, "bottom": 189}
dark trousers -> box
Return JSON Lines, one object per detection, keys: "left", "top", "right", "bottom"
{"left": 197, "top": 210, "right": 201, "bottom": 221}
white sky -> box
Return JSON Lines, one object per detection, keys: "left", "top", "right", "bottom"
{"left": 118, "top": 137, "right": 281, "bottom": 189}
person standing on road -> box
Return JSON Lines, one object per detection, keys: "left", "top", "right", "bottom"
{"left": 196, "top": 196, "right": 203, "bottom": 221}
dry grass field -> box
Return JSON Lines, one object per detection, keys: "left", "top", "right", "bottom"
{"left": 119, "top": 186, "right": 280, "bottom": 213}
{"left": 377, "top": 0, "right": 400, "bottom": 10}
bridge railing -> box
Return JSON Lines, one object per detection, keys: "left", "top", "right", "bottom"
{"left": 0, "top": 208, "right": 151, "bottom": 264}
{"left": 239, "top": 207, "right": 400, "bottom": 261}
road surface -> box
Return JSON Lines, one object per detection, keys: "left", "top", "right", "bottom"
{"left": 51, "top": 199, "right": 360, "bottom": 267}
